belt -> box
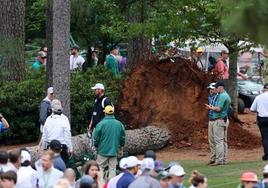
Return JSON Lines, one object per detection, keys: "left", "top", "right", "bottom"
{"left": 210, "top": 117, "right": 227, "bottom": 121}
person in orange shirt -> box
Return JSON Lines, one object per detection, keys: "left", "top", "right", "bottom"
{"left": 214, "top": 50, "right": 229, "bottom": 80}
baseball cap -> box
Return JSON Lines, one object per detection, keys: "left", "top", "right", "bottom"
{"left": 38, "top": 51, "right": 47, "bottom": 58}
{"left": 263, "top": 164, "right": 268, "bottom": 173}
{"left": 71, "top": 45, "right": 80, "bottom": 50}
{"left": 207, "top": 82, "right": 216, "bottom": 89}
{"left": 144, "top": 150, "right": 156, "bottom": 161}
{"left": 21, "top": 150, "right": 31, "bottom": 163}
{"left": 125, "top": 156, "right": 142, "bottom": 168}
{"left": 91, "top": 83, "right": 105, "bottom": 90}
{"left": 51, "top": 99, "right": 63, "bottom": 113}
{"left": 119, "top": 158, "right": 128, "bottom": 170}
{"left": 169, "top": 165, "right": 186, "bottom": 176}
{"left": 47, "top": 87, "right": 53, "bottom": 94}
{"left": 103, "top": 105, "right": 114, "bottom": 114}
{"left": 141, "top": 158, "right": 155, "bottom": 171}
{"left": 221, "top": 50, "right": 229, "bottom": 54}
{"left": 79, "top": 175, "right": 94, "bottom": 186}
{"left": 155, "top": 160, "right": 165, "bottom": 172}
{"left": 157, "top": 171, "right": 172, "bottom": 180}
{"left": 240, "top": 171, "right": 258, "bottom": 182}
{"left": 196, "top": 47, "right": 204, "bottom": 53}
{"left": 215, "top": 81, "right": 225, "bottom": 88}
{"left": 49, "top": 140, "right": 62, "bottom": 151}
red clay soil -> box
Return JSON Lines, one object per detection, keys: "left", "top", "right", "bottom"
{"left": 118, "top": 57, "right": 261, "bottom": 149}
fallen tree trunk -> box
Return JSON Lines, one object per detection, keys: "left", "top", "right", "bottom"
{"left": 27, "top": 126, "right": 170, "bottom": 162}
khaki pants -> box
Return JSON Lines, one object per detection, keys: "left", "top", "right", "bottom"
{"left": 209, "top": 119, "right": 229, "bottom": 163}
{"left": 96, "top": 154, "right": 117, "bottom": 182}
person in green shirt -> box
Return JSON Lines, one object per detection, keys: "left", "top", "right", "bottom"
{"left": 32, "top": 51, "right": 47, "bottom": 70}
{"left": 205, "top": 81, "right": 231, "bottom": 166}
{"left": 93, "top": 105, "right": 125, "bottom": 181}
{"left": 105, "top": 46, "right": 120, "bottom": 77}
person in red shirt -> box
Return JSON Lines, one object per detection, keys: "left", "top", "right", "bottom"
{"left": 214, "top": 50, "right": 229, "bottom": 79}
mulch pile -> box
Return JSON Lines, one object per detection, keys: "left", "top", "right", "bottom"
{"left": 118, "top": 57, "right": 261, "bottom": 149}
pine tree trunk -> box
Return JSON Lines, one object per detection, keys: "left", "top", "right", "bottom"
{"left": 0, "top": 0, "right": 26, "bottom": 81}
{"left": 46, "top": 0, "right": 71, "bottom": 119}
{"left": 127, "top": 1, "right": 151, "bottom": 67}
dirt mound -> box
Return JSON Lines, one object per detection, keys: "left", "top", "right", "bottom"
{"left": 118, "top": 57, "right": 261, "bottom": 149}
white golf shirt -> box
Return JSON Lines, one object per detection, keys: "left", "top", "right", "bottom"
{"left": 70, "top": 55, "right": 85, "bottom": 70}
{"left": 42, "top": 114, "right": 73, "bottom": 151}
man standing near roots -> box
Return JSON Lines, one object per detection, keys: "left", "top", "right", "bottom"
{"left": 94, "top": 105, "right": 125, "bottom": 181}
{"left": 250, "top": 83, "right": 268, "bottom": 161}
{"left": 39, "top": 87, "right": 54, "bottom": 133}
{"left": 205, "top": 81, "right": 231, "bottom": 166}
{"left": 88, "top": 83, "right": 112, "bottom": 132}
{"left": 214, "top": 50, "right": 229, "bottom": 80}
{"left": 206, "top": 83, "right": 218, "bottom": 165}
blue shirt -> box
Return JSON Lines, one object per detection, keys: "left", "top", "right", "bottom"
{"left": 117, "top": 171, "right": 135, "bottom": 188}
{"left": 0, "top": 122, "right": 7, "bottom": 133}
{"left": 168, "top": 184, "right": 185, "bottom": 188}
{"left": 208, "top": 93, "right": 218, "bottom": 120}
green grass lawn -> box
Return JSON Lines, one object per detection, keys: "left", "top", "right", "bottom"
{"left": 172, "top": 160, "right": 267, "bottom": 188}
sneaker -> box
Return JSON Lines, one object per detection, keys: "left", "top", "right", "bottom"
{"left": 209, "top": 162, "right": 224, "bottom": 166}
{"left": 207, "top": 161, "right": 215, "bottom": 165}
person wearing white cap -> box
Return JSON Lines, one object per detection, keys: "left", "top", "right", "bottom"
{"left": 168, "top": 165, "right": 186, "bottom": 188}
{"left": 39, "top": 87, "right": 54, "bottom": 133}
{"left": 88, "top": 83, "right": 113, "bottom": 132}
{"left": 128, "top": 158, "right": 161, "bottom": 188}
{"left": 258, "top": 164, "right": 268, "bottom": 187}
{"left": 206, "top": 82, "right": 218, "bottom": 165}
{"left": 16, "top": 149, "right": 36, "bottom": 188}
{"left": 117, "top": 156, "right": 142, "bottom": 188}
{"left": 40, "top": 99, "right": 73, "bottom": 164}
{"left": 107, "top": 158, "right": 128, "bottom": 188}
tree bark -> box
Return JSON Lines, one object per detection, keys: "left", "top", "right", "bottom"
{"left": 0, "top": 0, "right": 26, "bottom": 81}
{"left": 127, "top": 1, "right": 151, "bottom": 68}
{"left": 27, "top": 126, "right": 171, "bottom": 162}
{"left": 46, "top": 0, "right": 71, "bottom": 119}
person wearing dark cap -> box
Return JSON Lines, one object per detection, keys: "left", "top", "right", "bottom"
{"left": 206, "top": 83, "right": 218, "bottom": 165}
{"left": 144, "top": 150, "right": 156, "bottom": 161}
{"left": 93, "top": 105, "right": 125, "bottom": 181}
{"left": 105, "top": 46, "right": 120, "bottom": 77}
{"left": 40, "top": 99, "right": 73, "bottom": 164}
{"left": 70, "top": 45, "right": 85, "bottom": 71}
{"left": 49, "top": 139, "right": 66, "bottom": 172}
{"left": 157, "top": 171, "right": 171, "bottom": 188}
{"left": 250, "top": 83, "right": 268, "bottom": 160}
{"left": 205, "top": 81, "right": 231, "bottom": 166}
{"left": 214, "top": 50, "right": 229, "bottom": 80}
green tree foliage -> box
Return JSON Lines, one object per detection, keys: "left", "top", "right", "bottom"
{"left": 222, "top": 0, "right": 268, "bottom": 46}
{"left": 0, "top": 67, "right": 121, "bottom": 144}
{"left": 25, "top": 0, "right": 46, "bottom": 42}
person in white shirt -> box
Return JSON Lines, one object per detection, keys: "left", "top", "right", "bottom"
{"left": 70, "top": 45, "right": 85, "bottom": 71}
{"left": 40, "top": 99, "right": 73, "bottom": 164}
{"left": 16, "top": 150, "right": 36, "bottom": 188}
{"left": 250, "top": 83, "right": 268, "bottom": 161}
{"left": 33, "top": 150, "right": 63, "bottom": 188}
